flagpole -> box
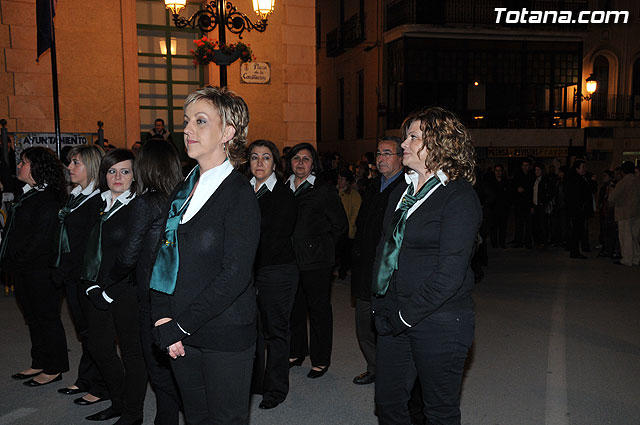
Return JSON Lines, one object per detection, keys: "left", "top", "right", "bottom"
{"left": 48, "top": 0, "right": 61, "bottom": 157}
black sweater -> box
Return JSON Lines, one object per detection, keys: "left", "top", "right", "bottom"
{"left": 102, "top": 192, "right": 168, "bottom": 307}
{"left": 2, "top": 188, "right": 63, "bottom": 273}
{"left": 255, "top": 180, "right": 297, "bottom": 269}
{"left": 151, "top": 170, "right": 261, "bottom": 352}
{"left": 291, "top": 181, "right": 348, "bottom": 271}
{"left": 57, "top": 194, "right": 103, "bottom": 284}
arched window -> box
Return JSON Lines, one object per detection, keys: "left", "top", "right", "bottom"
{"left": 592, "top": 55, "right": 609, "bottom": 119}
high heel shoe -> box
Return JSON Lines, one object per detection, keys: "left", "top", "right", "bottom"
{"left": 289, "top": 357, "right": 304, "bottom": 368}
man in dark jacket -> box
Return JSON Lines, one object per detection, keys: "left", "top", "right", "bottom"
{"left": 350, "top": 137, "right": 406, "bottom": 385}
{"left": 563, "top": 159, "right": 593, "bottom": 259}
{"left": 512, "top": 158, "right": 535, "bottom": 248}
{"left": 484, "top": 164, "right": 510, "bottom": 248}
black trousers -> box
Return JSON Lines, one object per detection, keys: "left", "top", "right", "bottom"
{"left": 139, "top": 305, "right": 181, "bottom": 425}
{"left": 290, "top": 267, "right": 333, "bottom": 366}
{"left": 355, "top": 297, "right": 376, "bottom": 374}
{"left": 171, "top": 344, "right": 255, "bottom": 425}
{"left": 375, "top": 309, "right": 474, "bottom": 425}
{"left": 568, "top": 215, "right": 586, "bottom": 256}
{"left": 64, "top": 279, "right": 108, "bottom": 397}
{"left": 489, "top": 209, "right": 508, "bottom": 248}
{"left": 514, "top": 209, "right": 533, "bottom": 247}
{"left": 13, "top": 268, "right": 69, "bottom": 374}
{"left": 82, "top": 284, "right": 148, "bottom": 420}
{"left": 533, "top": 205, "right": 548, "bottom": 244}
{"left": 255, "top": 264, "right": 298, "bottom": 403}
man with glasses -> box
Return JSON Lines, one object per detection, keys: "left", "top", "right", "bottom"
{"left": 350, "top": 136, "right": 405, "bottom": 386}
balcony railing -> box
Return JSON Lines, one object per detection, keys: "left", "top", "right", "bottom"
{"left": 588, "top": 94, "right": 640, "bottom": 121}
{"left": 385, "top": 0, "right": 589, "bottom": 31}
{"left": 325, "top": 13, "right": 365, "bottom": 57}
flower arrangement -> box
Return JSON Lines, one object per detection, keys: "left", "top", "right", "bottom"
{"left": 190, "top": 36, "right": 255, "bottom": 66}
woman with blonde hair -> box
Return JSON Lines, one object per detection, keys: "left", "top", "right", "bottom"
{"left": 53, "top": 144, "right": 109, "bottom": 405}
{"left": 372, "top": 107, "right": 481, "bottom": 425}
{"left": 151, "top": 86, "right": 261, "bottom": 425}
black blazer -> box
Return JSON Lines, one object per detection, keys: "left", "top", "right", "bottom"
{"left": 373, "top": 179, "right": 481, "bottom": 326}
{"left": 255, "top": 180, "right": 297, "bottom": 269}
{"left": 151, "top": 170, "right": 261, "bottom": 352}
{"left": 291, "top": 180, "right": 348, "bottom": 271}
{"left": 2, "top": 187, "right": 63, "bottom": 273}
{"left": 56, "top": 193, "right": 102, "bottom": 284}
{"left": 351, "top": 174, "right": 407, "bottom": 299}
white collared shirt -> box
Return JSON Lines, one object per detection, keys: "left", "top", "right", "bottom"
{"left": 287, "top": 174, "right": 316, "bottom": 192}
{"left": 181, "top": 160, "right": 234, "bottom": 224}
{"left": 69, "top": 182, "right": 101, "bottom": 213}
{"left": 101, "top": 189, "right": 135, "bottom": 217}
{"left": 395, "top": 170, "right": 448, "bottom": 218}
{"left": 22, "top": 183, "right": 46, "bottom": 194}
{"left": 250, "top": 172, "right": 277, "bottom": 193}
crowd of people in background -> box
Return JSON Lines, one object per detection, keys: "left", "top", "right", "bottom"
{"left": 0, "top": 85, "right": 638, "bottom": 425}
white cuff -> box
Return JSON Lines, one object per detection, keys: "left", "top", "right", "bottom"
{"left": 399, "top": 311, "right": 412, "bottom": 327}
{"left": 85, "top": 285, "right": 101, "bottom": 295}
{"left": 102, "top": 291, "right": 113, "bottom": 304}
{"left": 176, "top": 322, "right": 191, "bottom": 336}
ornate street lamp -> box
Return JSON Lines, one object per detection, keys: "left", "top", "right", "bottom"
{"left": 584, "top": 73, "right": 598, "bottom": 100}
{"left": 164, "top": 0, "right": 275, "bottom": 86}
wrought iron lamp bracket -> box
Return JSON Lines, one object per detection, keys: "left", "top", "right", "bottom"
{"left": 171, "top": 0, "right": 268, "bottom": 38}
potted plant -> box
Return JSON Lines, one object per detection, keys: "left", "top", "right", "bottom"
{"left": 191, "top": 36, "right": 255, "bottom": 66}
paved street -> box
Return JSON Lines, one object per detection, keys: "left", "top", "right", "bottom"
{"left": 0, "top": 246, "right": 638, "bottom": 425}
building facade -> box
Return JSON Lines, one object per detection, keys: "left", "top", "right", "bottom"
{"left": 1, "top": 0, "right": 316, "bottom": 153}
{"left": 316, "top": 0, "right": 640, "bottom": 171}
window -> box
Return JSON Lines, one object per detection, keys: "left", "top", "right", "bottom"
{"left": 136, "top": 0, "right": 204, "bottom": 144}
{"left": 386, "top": 38, "right": 582, "bottom": 128}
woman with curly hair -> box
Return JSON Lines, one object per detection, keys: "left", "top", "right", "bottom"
{"left": 151, "top": 86, "right": 261, "bottom": 424}
{"left": 1, "top": 146, "right": 69, "bottom": 386}
{"left": 371, "top": 107, "right": 481, "bottom": 425}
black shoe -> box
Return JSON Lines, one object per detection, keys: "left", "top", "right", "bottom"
{"left": 113, "top": 418, "right": 143, "bottom": 425}
{"left": 23, "top": 374, "right": 62, "bottom": 387}
{"left": 86, "top": 406, "right": 122, "bottom": 421}
{"left": 289, "top": 357, "right": 304, "bottom": 369}
{"left": 74, "top": 396, "right": 108, "bottom": 406}
{"left": 307, "top": 366, "right": 329, "bottom": 379}
{"left": 11, "top": 371, "right": 42, "bottom": 380}
{"left": 353, "top": 371, "right": 375, "bottom": 385}
{"left": 570, "top": 253, "right": 587, "bottom": 259}
{"left": 259, "top": 400, "right": 280, "bottom": 410}
{"left": 613, "top": 260, "right": 623, "bottom": 265}
{"left": 58, "top": 387, "right": 84, "bottom": 395}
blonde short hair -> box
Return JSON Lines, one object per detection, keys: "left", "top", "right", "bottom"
{"left": 184, "top": 86, "right": 250, "bottom": 168}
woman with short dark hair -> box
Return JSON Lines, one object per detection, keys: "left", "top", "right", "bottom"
{"left": 1, "top": 147, "right": 69, "bottom": 386}
{"left": 96, "top": 140, "right": 183, "bottom": 425}
{"left": 247, "top": 139, "right": 298, "bottom": 410}
{"left": 372, "top": 107, "right": 481, "bottom": 425}
{"left": 80, "top": 148, "right": 147, "bottom": 425}
{"left": 287, "top": 142, "right": 348, "bottom": 379}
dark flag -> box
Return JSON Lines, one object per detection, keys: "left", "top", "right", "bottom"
{"left": 36, "top": 0, "right": 55, "bottom": 61}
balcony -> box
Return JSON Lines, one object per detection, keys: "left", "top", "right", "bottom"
{"left": 588, "top": 94, "right": 640, "bottom": 121}
{"left": 325, "top": 12, "right": 365, "bottom": 57}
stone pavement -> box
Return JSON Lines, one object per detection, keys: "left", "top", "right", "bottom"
{"left": 0, "top": 246, "right": 638, "bottom": 424}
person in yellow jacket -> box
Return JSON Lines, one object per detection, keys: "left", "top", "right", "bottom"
{"left": 337, "top": 169, "right": 362, "bottom": 279}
